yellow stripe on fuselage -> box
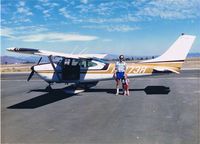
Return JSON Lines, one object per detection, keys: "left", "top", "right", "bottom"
{"left": 36, "top": 61, "right": 183, "bottom": 75}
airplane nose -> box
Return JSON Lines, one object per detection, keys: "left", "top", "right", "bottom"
{"left": 31, "top": 66, "right": 34, "bottom": 71}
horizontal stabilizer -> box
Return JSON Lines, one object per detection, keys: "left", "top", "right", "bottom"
{"left": 153, "top": 67, "right": 180, "bottom": 74}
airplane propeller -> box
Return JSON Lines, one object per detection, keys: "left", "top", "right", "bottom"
{"left": 27, "top": 57, "right": 42, "bottom": 81}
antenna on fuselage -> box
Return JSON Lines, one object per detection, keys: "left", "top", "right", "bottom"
{"left": 70, "top": 45, "right": 78, "bottom": 54}
{"left": 79, "top": 47, "right": 88, "bottom": 54}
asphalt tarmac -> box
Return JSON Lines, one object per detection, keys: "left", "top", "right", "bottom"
{"left": 1, "top": 70, "right": 200, "bottom": 144}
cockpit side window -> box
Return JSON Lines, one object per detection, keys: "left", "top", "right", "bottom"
{"left": 71, "top": 59, "right": 79, "bottom": 66}
{"left": 59, "top": 58, "right": 98, "bottom": 68}
{"left": 87, "top": 61, "right": 97, "bottom": 67}
{"left": 79, "top": 59, "right": 97, "bottom": 68}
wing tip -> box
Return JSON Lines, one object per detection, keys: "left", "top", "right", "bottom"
{"left": 6, "top": 47, "right": 17, "bottom": 51}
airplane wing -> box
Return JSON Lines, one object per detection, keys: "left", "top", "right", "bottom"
{"left": 6, "top": 47, "right": 107, "bottom": 59}
{"left": 153, "top": 67, "right": 180, "bottom": 74}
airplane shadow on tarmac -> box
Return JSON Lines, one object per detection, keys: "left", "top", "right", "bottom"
{"left": 86, "top": 86, "right": 170, "bottom": 95}
{"left": 7, "top": 86, "right": 170, "bottom": 109}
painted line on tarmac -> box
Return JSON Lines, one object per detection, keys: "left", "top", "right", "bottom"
{"left": 1, "top": 77, "right": 198, "bottom": 81}
{"left": 1, "top": 72, "right": 30, "bottom": 74}
{"left": 1, "top": 80, "right": 43, "bottom": 81}
{"left": 137, "top": 77, "right": 198, "bottom": 80}
{"left": 182, "top": 68, "right": 200, "bottom": 70}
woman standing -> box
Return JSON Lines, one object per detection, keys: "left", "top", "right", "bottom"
{"left": 114, "top": 55, "right": 127, "bottom": 95}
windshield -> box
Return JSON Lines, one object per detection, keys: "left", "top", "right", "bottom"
{"left": 93, "top": 58, "right": 108, "bottom": 64}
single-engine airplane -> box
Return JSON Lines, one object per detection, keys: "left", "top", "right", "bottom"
{"left": 7, "top": 34, "right": 196, "bottom": 93}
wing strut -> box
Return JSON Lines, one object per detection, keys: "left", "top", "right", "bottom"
{"left": 48, "top": 55, "right": 61, "bottom": 81}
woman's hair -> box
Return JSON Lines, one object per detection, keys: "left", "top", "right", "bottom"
{"left": 119, "top": 55, "right": 124, "bottom": 60}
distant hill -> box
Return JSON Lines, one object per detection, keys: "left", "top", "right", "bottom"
{"left": 104, "top": 54, "right": 157, "bottom": 60}
{"left": 1, "top": 56, "right": 27, "bottom": 64}
{"left": 187, "top": 53, "right": 200, "bottom": 58}
{"left": 104, "top": 54, "right": 118, "bottom": 60}
{"left": 104, "top": 52, "right": 200, "bottom": 60}
{"left": 0, "top": 56, "right": 48, "bottom": 64}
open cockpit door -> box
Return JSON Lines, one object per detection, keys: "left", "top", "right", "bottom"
{"left": 60, "top": 58, "right": 80, "bottom": 81}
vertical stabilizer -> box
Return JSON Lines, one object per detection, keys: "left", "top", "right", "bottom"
{"left": 143, "top": 34, "right": 196, "bottom": 63}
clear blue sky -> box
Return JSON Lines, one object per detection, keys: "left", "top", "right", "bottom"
{"left": 1, "top": 0, "right": 200, "bottom": 56}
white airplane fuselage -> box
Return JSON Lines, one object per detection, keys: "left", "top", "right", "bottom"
{"left": 33, "top": 59, "right": 182, "bottom": 84}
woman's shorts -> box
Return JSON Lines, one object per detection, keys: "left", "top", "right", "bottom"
{"left": 116, "top": 72, "right": 124, "bottom": 80}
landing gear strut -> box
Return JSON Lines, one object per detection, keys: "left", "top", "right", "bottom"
{"left": 45, "top": 83, "right": 53, "bottom": 91}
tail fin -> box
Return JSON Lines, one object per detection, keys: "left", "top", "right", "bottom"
{"left": 143, "top": 34, "right": 196, "bottom": 63}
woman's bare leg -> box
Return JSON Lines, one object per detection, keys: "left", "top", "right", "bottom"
{"left": 116, "top": 79, "right": 120, "bottom": 95}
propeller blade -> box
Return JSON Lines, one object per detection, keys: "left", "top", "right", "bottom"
{"left": 27, "top": 57, "right": 42, "bottom": 81}
{"left": 37, "top": 57, "right": 42, "bottom": 65}
{"left": 27, "top": 66, "right": 35, "bottom": 81}
{"left": 27, "top": 71, "right": 34, "bottom": 81}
